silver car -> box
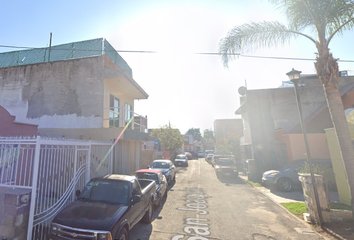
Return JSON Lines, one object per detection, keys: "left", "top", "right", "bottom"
{"left": 174, "top": 154, "right": 188, "bottom": 167}
{"left": 134, "top": 169, "right": 168, "bottom": 207}
{"left": 149, "top": 160, "right": 176, "bottom": 185}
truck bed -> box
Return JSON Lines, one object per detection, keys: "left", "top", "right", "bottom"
{"left": 138, "top": 179, "right": 156, "bottom": 191}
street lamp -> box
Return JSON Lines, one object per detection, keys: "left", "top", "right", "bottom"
{"left": 286, "top": 68, "right": 323, "bottom": 225}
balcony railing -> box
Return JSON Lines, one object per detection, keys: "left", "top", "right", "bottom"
{"left": 103, "top": 107, "right": 147, "bottom": 133}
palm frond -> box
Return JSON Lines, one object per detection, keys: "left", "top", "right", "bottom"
{"left": 218, "top": 21, "right": 312, "bottom": 67}
{"left": 269, "top": 0, "right": 354, "bottom": 37}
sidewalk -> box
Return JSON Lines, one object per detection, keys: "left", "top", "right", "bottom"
{"left": 238, "top": 173, "right": 340, "bottom": 204}
{"left": 239, "top": 173, "right": 354, "bottom": 240}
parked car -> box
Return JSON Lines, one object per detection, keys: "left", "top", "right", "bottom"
{"left": 213, "top": 156, "right": 238, "bottom": 178}
{"left": 205, "top": 150, "right": 214, "bottom": 157}
{"left": 197, "top": 151, "right": 205, "bottom": 158}
{"left": 149, "top": 159, "right": 176, "bottom": 185}
{"left": 185, "top": 152, "right": 192, "bottom": 160}
{"left": 175, "top": 154, "right": 189, "bottom": 167}
{"left": 50, "top": 174, "right": 156, "bottom": 240}
{"left": 205, "top": 154, "right": 214, "bottom": 163}
{"left": 262, "top": 159, "right": 332, "bottom": 192}
{"left": 211, "top": 154, "right": 234, "bottom": 166}
{"left": 135, "top": 169, "right": 168, "bottom": 207}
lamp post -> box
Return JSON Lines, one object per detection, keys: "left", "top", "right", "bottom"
{"left": 286, "top": 68, "right": 323, "bottom": 225}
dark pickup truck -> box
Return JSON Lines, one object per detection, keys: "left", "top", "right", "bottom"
{"left": 49, "top": 174, "right": 156, "bottom": 240}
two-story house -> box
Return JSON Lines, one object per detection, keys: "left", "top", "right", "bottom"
{"left": 235, "top": 73, "right": 354, "bottom": 179}
{"left": 0, "top": 38, "right": 149, "bottom": 174}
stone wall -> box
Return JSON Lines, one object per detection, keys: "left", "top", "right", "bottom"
{"left": 141, "top": 149, "right": 156, "bottom": 169}
{"left": 0, "top": 187, "right": 31, "bottom": 240}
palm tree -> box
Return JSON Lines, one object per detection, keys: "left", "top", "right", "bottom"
{"left": 219, "top": 0, "right": 354, "bottom": 217}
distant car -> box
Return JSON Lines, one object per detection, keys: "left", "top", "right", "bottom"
{"left": 205, "top": 150, "right": 214, "bottom": 156}
{"left": 262, "top": 159, "right": 332, "bottom": 192}
{"left": 205, "top": 154, "right": 214, "bottom": 163}
{"left": 213, "top": 156, "right": 238, "bottom": 178}
{"left": 197, "top": 151, "right": 205, "bottom": 158}
{"left": 149, "top": 160, "right": 176, "bottom": 185}
{"left": 211, "top": 154, "right": 234, "bottom": 166}
{"left": 175, "top": 154, "right": 188, "bottom": 167}
{"left": 135, "top": 169, "right": 168, "bottom": 207}
{"left": 185, "top": 152, "right": 192, "bottom": 160}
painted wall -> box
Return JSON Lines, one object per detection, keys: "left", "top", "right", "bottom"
{"left": 0, "top": 105, "right": 38, "bottom": 136}
{"left": 0, "top": 56, "right": 105, "bottom": 128}
{"left": 342, "top": 87, "right": 354, "bottom": 110}
{"left": 276, "top": 130, "right": 330, "bottom": 162}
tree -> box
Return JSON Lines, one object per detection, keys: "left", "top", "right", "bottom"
{"left": 219, "top": 0, "right": 354, "bottom": 215}
{"left": 214, "top": 138, "right": 233, "bottom": 155}
{"left": 203, "top": 129, "right": 214, "bottom": 140}
{"left": 150, "top": 125, "right": 184, "bottom": 160}
{"left": 186, "top": 128, "right": 202, "bottom": 142}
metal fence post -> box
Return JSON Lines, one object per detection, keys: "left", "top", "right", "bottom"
{"left": 73, "top": 146, "right": 78, "bottom": 201}
{"left": 27, "top": 136, "right": 41, "bottom": 240}
{"left": 87, "top": 142, "right": 91, "bottom": 181}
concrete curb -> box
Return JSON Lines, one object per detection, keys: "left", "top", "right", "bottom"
{"left": 238, "top": 174, "right": 333, "bottom": 240}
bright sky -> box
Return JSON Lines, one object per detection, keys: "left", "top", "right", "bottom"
{"left": 1, "top": 0, "right": 353, "bottom": 134}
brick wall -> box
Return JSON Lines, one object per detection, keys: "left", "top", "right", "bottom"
{"left": 0, "top": 187, "right": 31, "bottom": 240}
{"left": 141, "top": 149, "right": 156, "bottom": 169}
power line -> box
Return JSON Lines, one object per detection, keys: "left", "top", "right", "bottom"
{"left": 1, "top": 44, "right": 354, "bottom": 63}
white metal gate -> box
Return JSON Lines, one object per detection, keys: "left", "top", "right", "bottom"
{"left": 0, "top": 136, "right": 113, "bottom": 240}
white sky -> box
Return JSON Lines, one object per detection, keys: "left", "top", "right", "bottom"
{"left": 1, "top": 0, "right": 354, "bottom": 134}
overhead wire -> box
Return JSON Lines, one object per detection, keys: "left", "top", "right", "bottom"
{"left": 0, "top": 44, "right": 354, "bottom": 63}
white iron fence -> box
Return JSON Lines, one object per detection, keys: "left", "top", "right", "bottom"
{"left": 0, "top": 136, "right": 113, "bottom": 240}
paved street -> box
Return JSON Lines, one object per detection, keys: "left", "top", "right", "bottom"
{"left": 129, "top": 158, "right": 326, "bottom": 240}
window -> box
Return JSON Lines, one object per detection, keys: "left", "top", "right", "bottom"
{"left": 109, "top": 95, "right": 119, "bottom": 128}
{"left": 132, "top": 180, "right": 141, "bottom": 196}
{"left": 125, "top": 103, "right": 132, "bottom": 128}
{"left": 125, "top": 103, "right": 132, "bottom": 121}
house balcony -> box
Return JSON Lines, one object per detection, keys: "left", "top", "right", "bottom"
{"left": 103, "top": 106, "right": 147, "bottom": 133}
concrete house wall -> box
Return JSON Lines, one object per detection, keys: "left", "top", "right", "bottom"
{"left": 0, "top": 39, "right": 149, "bottom": 174}
{"left": 237, "top": 75, "right": 354, "bottom": 174}
{"left": 0, "top": 56, "right": 105, "bottom": 128}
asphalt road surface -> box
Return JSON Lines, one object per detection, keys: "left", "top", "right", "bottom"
{"left": 129, "top": 158, "right": 325, "bottom": 240}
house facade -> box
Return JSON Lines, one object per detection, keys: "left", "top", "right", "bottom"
{"left": 183, "top": 134, "right": 195, "bottom": 153}
{"left": 236, "top": 74, "right": 354, "bottom": 178}
{"left": 0, "top": 38, "right": 149, "bottom": 174}
{"left": 213, "top": 119, "right": 243, "bottom": 158}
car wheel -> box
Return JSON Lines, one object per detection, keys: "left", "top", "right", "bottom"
{"left": 277, "top": 178, "right": 292, "bottom": 191}
{"left": 116, "top": 227, "right": 128, "bottom": 240}
{"left": 185, "top": 163, "right": 189, "bottom": 167}
{"left": 142, "top": 200, "right": 153, "bottom": 223}
{"left": 155, "top": 198, "right": 161, "bottom": 208}
{"left": 155, "top": 193, "right": 161, "bottom": 208}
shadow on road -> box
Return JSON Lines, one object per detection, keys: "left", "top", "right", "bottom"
{"left": 176, "top": 166, "right": 188, "bottom": 173}
{"left": 129, "top": 189, "right": 169, "bottom": 239}
{"left": 217, "top": 175, "right": 245, "bottom": 185}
